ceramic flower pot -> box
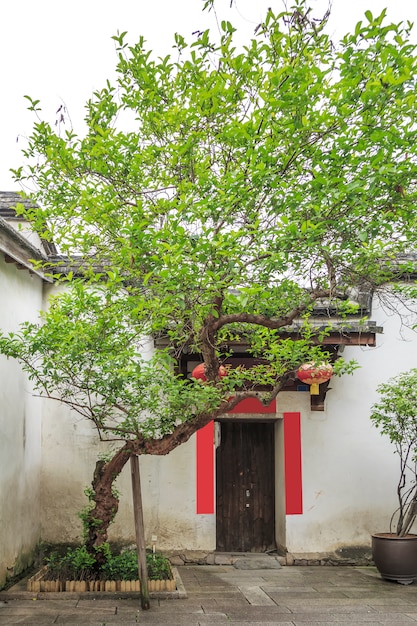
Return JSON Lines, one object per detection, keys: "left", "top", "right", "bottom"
{"left": 372, "top": 533, "right": 417, "bottom": 585}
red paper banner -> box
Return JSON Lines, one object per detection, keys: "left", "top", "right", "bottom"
{"left": 196, "top": 420, "right": 215, "bottom": 514}
{"left": 283, "top": 412, "right": 303, "bottom": 515}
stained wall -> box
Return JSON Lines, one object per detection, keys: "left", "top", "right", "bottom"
{"left": 0, "top": 260, "right": 43, "bottom": 588}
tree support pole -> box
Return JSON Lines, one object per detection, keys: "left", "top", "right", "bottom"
{"left": 130, "top": 454, "right": 150, "bottom": 610}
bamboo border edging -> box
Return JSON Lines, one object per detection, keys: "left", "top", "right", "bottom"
{"left": 27, "top": 568, "right": 176, "bottom": 593}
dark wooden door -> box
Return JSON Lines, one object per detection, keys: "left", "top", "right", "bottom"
{"left": 216, "top": 421, "right": 275, "bottom": 552}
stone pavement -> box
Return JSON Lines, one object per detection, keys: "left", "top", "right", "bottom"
{"left": 1, "top": 562, "right": 417, "bottom": 625}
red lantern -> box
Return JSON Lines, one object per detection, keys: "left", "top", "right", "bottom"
{"left": 296, "top": 363, "right": 333, "bottom": 395}
{"left": 191, "top": 363, "right": 228, "bottom": 382}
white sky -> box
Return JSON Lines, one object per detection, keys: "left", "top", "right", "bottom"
{"left": 1, "top": 0, "right": 417, "bottom": 190}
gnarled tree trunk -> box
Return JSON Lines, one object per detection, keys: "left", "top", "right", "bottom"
{"left": 85, "top": 444, "right": 132, "bottom": 564}
{"left": 84, "top": 393, "right": 266, "bottom": 561}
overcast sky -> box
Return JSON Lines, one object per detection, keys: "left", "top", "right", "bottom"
{"left": 1, "top": 0, "right": 417, "bottom": 191}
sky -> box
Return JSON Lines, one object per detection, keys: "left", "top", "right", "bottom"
{"left": 1, "top": 0, "right": 417, "bottom": 191}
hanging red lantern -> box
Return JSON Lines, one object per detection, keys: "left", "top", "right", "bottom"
{"left": 296, "top": 363, "right": 333, "bottom": 395}
{"left": 191, "top": 363, "right": 228, "bottom": 382}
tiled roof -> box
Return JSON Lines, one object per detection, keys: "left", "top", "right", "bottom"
{"left": 0, "top": 191, "right": 57, "bottom": 256}
{"left": 0, "top": 214, "right": 46, "bottom": 259}
{"left": 0, "top": 191, "right": 38, "bottom": 217}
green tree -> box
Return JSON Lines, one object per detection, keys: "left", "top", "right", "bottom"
{"left": 370, "top": 369, "right": 417, "bottom": 536}
{"left": 2, "top": 1, "right": 417, "bottom": 557}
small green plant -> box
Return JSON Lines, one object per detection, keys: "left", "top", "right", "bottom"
{"left": 45, "top": 545, "right": 97, "bottom": 581}
{"left": 44, "top": 544, "right": 172, "bottom": 582}
{"left": 101, "top": 548, "right": 138, "bottom": 581}
{"left": 146, "top": 550, "right": 172, "bottom": 581}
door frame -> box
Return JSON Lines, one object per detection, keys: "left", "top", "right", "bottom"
{"left": 215, "top": 416, "right": 286, "bottom": 553}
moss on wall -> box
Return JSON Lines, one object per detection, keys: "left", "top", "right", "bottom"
{"left": 0, "top": 546, "right": 37, "bottom": 591}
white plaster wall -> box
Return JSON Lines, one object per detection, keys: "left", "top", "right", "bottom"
{"left": 39, "top": 286, "right": 215, "bottom": 551}
{"left": 40, "top": 402, "right": 215, "bottom": 551}
{"left": 116, "top": 439, "right": 215, "bottom": 551}
{"left": 285, "top": 294, "right": 417, "bottom": 556}
{"left": 0, "top": 260, "right": 43, "bottom": 587}
{"left": 39, "top": 289, "right": 417, "bottom": 557}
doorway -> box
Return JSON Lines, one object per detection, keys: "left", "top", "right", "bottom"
{"left": 216, "top": 421, "right": 276, "bottom": 552}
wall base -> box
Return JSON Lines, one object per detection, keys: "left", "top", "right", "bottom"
{"left": 166, "top": 547, "right": 373, "bottom": 567}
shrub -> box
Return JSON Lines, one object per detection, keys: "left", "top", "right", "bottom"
{"left": 44, "top": 544, "right": 172, "bottom": 581}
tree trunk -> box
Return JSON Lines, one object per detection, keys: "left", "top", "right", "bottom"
{"left": 84, "top": 444, "right": 132, "bottom": 563}
{"left": 399, "top": 497, "right": 417, "bottom": 537}
{"left": 83, "top": 392, "right": 263, "bottom": 562}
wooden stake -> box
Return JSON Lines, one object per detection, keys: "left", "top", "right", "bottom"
{"left": 130, "top": 454, "right": 150, "bottom": 610}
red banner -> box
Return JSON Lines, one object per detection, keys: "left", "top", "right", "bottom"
{"left": 283, "top": 412, "right": 303, "bottom": 514}
{"left": 196, "top": 421, "right": 215, "bottom": 514}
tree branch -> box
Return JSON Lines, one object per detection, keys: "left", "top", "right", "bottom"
{"left": 212, "top": 289, "right": 331, "bottom": 331}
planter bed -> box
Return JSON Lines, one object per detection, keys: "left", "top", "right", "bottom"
{"left": 27, "top": 566, "right": 177, "bottom": 593}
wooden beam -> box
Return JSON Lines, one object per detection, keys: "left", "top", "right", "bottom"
{"left": 224, "top": 332, "right": 379, "bottom": 348}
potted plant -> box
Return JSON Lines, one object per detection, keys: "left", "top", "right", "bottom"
{"left": 370, "top": 368, "right": 417, "bottom": 584}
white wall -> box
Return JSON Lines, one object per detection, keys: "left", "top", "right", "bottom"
{"left": 38, "top": 289, "right": 215, "bottom": 552}
{"left": 40, "top": 402, "right": 215, "bottom": 551}
{"left": 115, "top": 439, "right": 214, "bottom": 551}
{"left": 0, "top": 260, "right": 43, "bottom": 588}
{"left": 38, "top": 290, "right": 417, "bottom": 558}
{"left": 285, "top": 294, "right": 417, "bottom": 556}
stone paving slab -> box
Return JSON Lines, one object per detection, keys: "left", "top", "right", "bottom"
{"left": 200, "top": 596, "right": 248, "bottom": 604}
{"left": 234, "top": 557, "right": 282, "bottom": 570}
{"left": 370, "top": 606, "right": 417, "bottom": 614}
{"left": 295, "top": 613, "right": 417, "bottom": 622}
{"left": 2, "top": 564, "right": 417, "bottom": 625}
{"left": 0, "top": 599, "right": 79, "bottom": 609}
{"left": 55, "top": 615, "right": 202, "bottom": 626}
{"left": 268, "top": 590, "right": 356, "bottom": 600}
{"left": 237, "top": 584, "right": 276, "bottom": 605}
{"left": 116, "top": 600, "right": 204, "bottom": 612}
{"left": 213, "top": 604, "right": 293, "bottom": 614}
{"left": 219, "top": 621, "right": 294, "bottom": 626}
{"left": 290, "top": 616, "right": 398, "bottom": 626}
{"left": 0, "top": 616, "right": 59, "bottom": 623}
{"left": 363, "top": 597, "right": 417, "bottom": 605}
{"left": 183, "top": 591, "right": 243, "bottom": 599}
{"left": 223, "top": 619, "right": 296, "bottom": 624}
{"left": 275, "top": 603, "right": 379, "bottom": 613}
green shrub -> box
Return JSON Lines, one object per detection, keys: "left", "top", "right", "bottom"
{"left": 44, "top": 544, "right": 172, "bottom": 581}
{"left": 146, "top": 550, "right": 172, "bottom": 580}
{"left": 45, "top": 545, "right": 97, "bottom": 581}
{"left": 101, "top": 548, "right": 139, "bottom": 581}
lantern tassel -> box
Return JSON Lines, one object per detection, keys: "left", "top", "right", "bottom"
{"left": 310, "top": 383, "right": 320, "bottom": 395}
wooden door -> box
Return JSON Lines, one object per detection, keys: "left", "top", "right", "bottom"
{"left": 216, "top": 421, "right": 275, "bottom": 552}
